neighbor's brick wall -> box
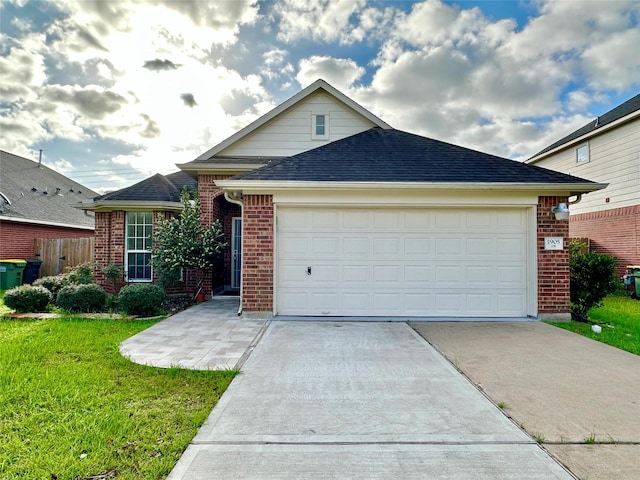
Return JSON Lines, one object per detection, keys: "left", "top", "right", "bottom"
{"left": 537, "top": 196, "right": 570, "bottom": 316}
{"left": 570, "top": 205, "right": 639, "bottom": 276}
{"left": 241, "top": 194, "right": 273, "bottom": 313}
{"left": 0, "top": 221, "right": 93, "bottom": 260}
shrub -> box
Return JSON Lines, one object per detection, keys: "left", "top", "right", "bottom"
{"left": 56, "top": 283, "right": 106, "bottom": 313}
{"left": 66, "top": 262, "right": 95, "bottom": 285}
{"left": 118, "top": 284, "right": 165, "bottom": 317}
{"left": 569, "top": 240, "right": 618, "bottom": 320}
{"left": 4, "top": 285, "right": 52, "bottom": 313}
{"left": 33, "top": 275, "right": 69, "bottom": 301}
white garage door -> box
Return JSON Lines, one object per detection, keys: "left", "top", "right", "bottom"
{"left": 276, "top": 207, "right": 530, "bottom": 317}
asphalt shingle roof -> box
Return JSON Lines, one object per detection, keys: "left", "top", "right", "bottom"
{"left": 232, "top": 128, "right": 600, "bottom": 186}
{"left": 0, "top": 150, "right": 97, "bottom": 228}
{"left": 95, "top": 170, "right": 197, "bottom": 202}
{"left": 531, "top": 93, "right": 640, "bottom": 158}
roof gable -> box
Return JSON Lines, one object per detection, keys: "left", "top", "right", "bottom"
{"left": 529, "top": 93, "right": 640, "bottom": 161}
{"left": 0, "top": 150, "right": 97, "bottom": 229}
{"left": 189, "top": 79, "right": 391, "bottom": 162}
{"left": 226, "top": 128, "right": 603, "bottom": 192}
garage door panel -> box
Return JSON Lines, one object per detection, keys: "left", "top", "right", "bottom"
{"left": 343, "top": 237, "right": 370, "bottom": 255}
{"left": 404, "top": 265, "right": 431, "bottom": 283}
{"left": 277, "top": 207, "right": 529, "bottom": 317}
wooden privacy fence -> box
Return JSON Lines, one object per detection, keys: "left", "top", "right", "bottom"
{"left": 34, "top": 237, "right": 94, "bottom": 277}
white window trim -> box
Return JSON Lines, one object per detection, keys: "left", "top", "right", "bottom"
{"left": 125, "top": 212, "right": 153, "bottom": 282}
{"left": 311, "top": 113, "right": 330, "bottom": 140}
{"left": 575, "top": 143, "right": 590, "bottom": 164}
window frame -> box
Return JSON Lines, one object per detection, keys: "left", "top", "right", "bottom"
{"left": 575, "top": 143, "right": 590, "bottom": 164}
{"left": 311, "top": 113, "right": 330, "bottom": 140}
{"left": 125, "top": 211, "right": 153, "bottom": 282}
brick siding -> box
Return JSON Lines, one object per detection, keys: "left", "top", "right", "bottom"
{"left": 537, "top": 196, "right": 570, "bottom": 317}
{"left": 570, "top": 205, "right": 639, "bottom": 276}
{"left": 0, "top": 220, "right": 93, "bottom": 259}
{"left": 241, "top": 194, "right": 274, "bottom": 313}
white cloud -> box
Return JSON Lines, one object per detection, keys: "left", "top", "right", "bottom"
{"left": 296, "top": 56, "right": 365, "bottom": 90}
{"left": 582, "top": 28, "right": 640, "bottom": 91}
{"left": 274, "top": 0, "right": 367, "bottom": 44}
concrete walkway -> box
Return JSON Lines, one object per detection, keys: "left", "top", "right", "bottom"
{"left": 411, "top": 322, "right": 640, "bottom": 480}
{"left": 120, "top": 297, "right": 268, "bottom": 370}
{"left": 167, "top": 321, "right": 572, "bottom": 479}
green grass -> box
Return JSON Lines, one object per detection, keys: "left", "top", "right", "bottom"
{"left": 0, "top": 315, "right": 236, "bottom": 479}
{"left": 549, "top": 296, "right": 640, "bottom": 355}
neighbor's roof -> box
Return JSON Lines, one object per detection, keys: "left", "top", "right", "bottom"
{"left": 79, "top": 170, "right": 197, "bottom": 212}
{"left": 529, "top": 93, "right": 640, "bottom": 162}
{"left": 220, "top": 128, "right": 606, "bottom": 195}
{"left": 0, "top": 150, "right": 97, "bottom": 229}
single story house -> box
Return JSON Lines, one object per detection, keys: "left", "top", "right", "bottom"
{"left": 0, "top": 150, "right": 97, "bottom": 269}
{"left": 83, "top": 80, "right": 606, "bottom": 319}
{"left": 526, "top": 94, "right": 639, "bottom": 275}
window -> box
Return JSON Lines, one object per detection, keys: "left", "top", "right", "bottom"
{"left": 312, "top": 113, "right": 329, "bottom": 140}
{"left": 126, "top": 211, "right": 153, "bottom": 281}
{"left": 576, "top": 144, "right": 589, "bottom": 164}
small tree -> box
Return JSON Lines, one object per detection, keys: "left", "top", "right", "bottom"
{"left": 569, "top": 239, "right": 618, "bottom": 320}
{"left": 151, "top": 188, "right": 227, "bottom": 289}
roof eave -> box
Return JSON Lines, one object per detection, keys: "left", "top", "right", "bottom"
{"left": 527, "top": 109, "right": 640, "bottom": 164}
{"left": 216, "top": 180, "right": 608, "bottom": 197}
{"left": 74, "top": 200, "right": 184, "bottom": 212}
{"left": 0, "top": 215, "right": 94, "bottom": 230}
{"left": 177, "top": 162, "right": 266, "bottom": 177}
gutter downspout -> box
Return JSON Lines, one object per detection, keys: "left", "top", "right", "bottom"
{"left": 224, "top": 190, "right": 244, "bottom": 315}
{"left": 569, "top": 193, "right": 582, "bottom": 205}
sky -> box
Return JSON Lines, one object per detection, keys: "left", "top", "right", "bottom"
{"left": 1, "top": 0, "right": 639, "bottom": 194}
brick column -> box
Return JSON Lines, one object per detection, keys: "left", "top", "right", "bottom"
{"left": 198, "top": 174, "right": 231, "bottom": 296}
{"left": 242, "top": 194, "right": 274, "bottom": 313}
{"left": 94, "top": 211, "right": 125, "bottom": 294}
{"left": 537, "top": 196, "right": 570, "bottom": 319}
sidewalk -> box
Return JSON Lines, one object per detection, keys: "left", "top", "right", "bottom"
{"left": 411, "top": 321, "right": 640, "bottom": 480}
{"left": 120, "top": 297, "right": 269, "bottom": 370}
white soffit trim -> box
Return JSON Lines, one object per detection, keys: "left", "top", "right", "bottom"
{"left": 74, "top": 201, "right": 184, "bottom": 212}
{"left": 216, "top": 180, "right": 608, "bottom": 196}
{"left": 0, "top": 215, "right": 94, "bottom": 230}
{"left": 191, "top": 79, "right": 392, "bottom": 161}
{"left": 527, "top": 109, "right": 640, "bottom": 164}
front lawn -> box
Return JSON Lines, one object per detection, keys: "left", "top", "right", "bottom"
{"left": 549, "top": 296, "right": 640, "bottom": 355}
{"left": 0, "top": 315, "right": 236, "bottom": 479}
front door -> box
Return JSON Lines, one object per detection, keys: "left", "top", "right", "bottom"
{"left": 231, "top": 217, "right": 242, "bottom": 290}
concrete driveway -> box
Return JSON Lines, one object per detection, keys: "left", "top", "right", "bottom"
{"left": 411, "top": 322, "right": 640, "bottom": 480}
{"left": 168, "top": 321, "right": 572, "bottom": 479}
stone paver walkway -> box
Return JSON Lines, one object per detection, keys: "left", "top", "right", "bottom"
{"left": 120, "top": 297, "right": 269, "bottom": 370}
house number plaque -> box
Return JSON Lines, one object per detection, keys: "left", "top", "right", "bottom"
{"left": 544, "top": 237, "right": 563, "bottom": 250}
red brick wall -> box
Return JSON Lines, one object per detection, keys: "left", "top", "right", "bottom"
{"left": 198, "top": 174, "right": 233, "bottom": 296}
{"left": 94, "top": 211, "right": 125, "bottom": 293}
{"left": 0, "top": 221, "right": 93, "bottom": 260}
{"left": 570, "top": 205, "right": 639, "bottom": 276}
{"left": 241, "top": 194, "right": 273, "bottom": 312}
{"left": 537, "top": 196, "right": 570, "bottom": 316}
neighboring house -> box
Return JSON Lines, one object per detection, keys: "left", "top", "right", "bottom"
{"left": 527, "top": 94, "right": 639, "bottom": 274}
{"left": 0, "top": 150, "right": 96, "bottom": 262}
{"left": 83, "top": 79, "right": 606, "bottom": 319}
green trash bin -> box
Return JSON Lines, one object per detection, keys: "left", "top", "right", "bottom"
{"left": 0, "top": 259, "right": 27, "bottom": 289}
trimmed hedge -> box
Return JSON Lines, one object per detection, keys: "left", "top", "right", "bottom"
{"left": 4, "top": 285, "right": 52, "bottom": 313}
{"left": 56, "top": 284, "right": 106, "bottom": 313}
{"left": 33, "top": 276, "right": 68, "bottom": 301}
{"left": 118, "top": 284, "right": 165, "bottom": 317}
